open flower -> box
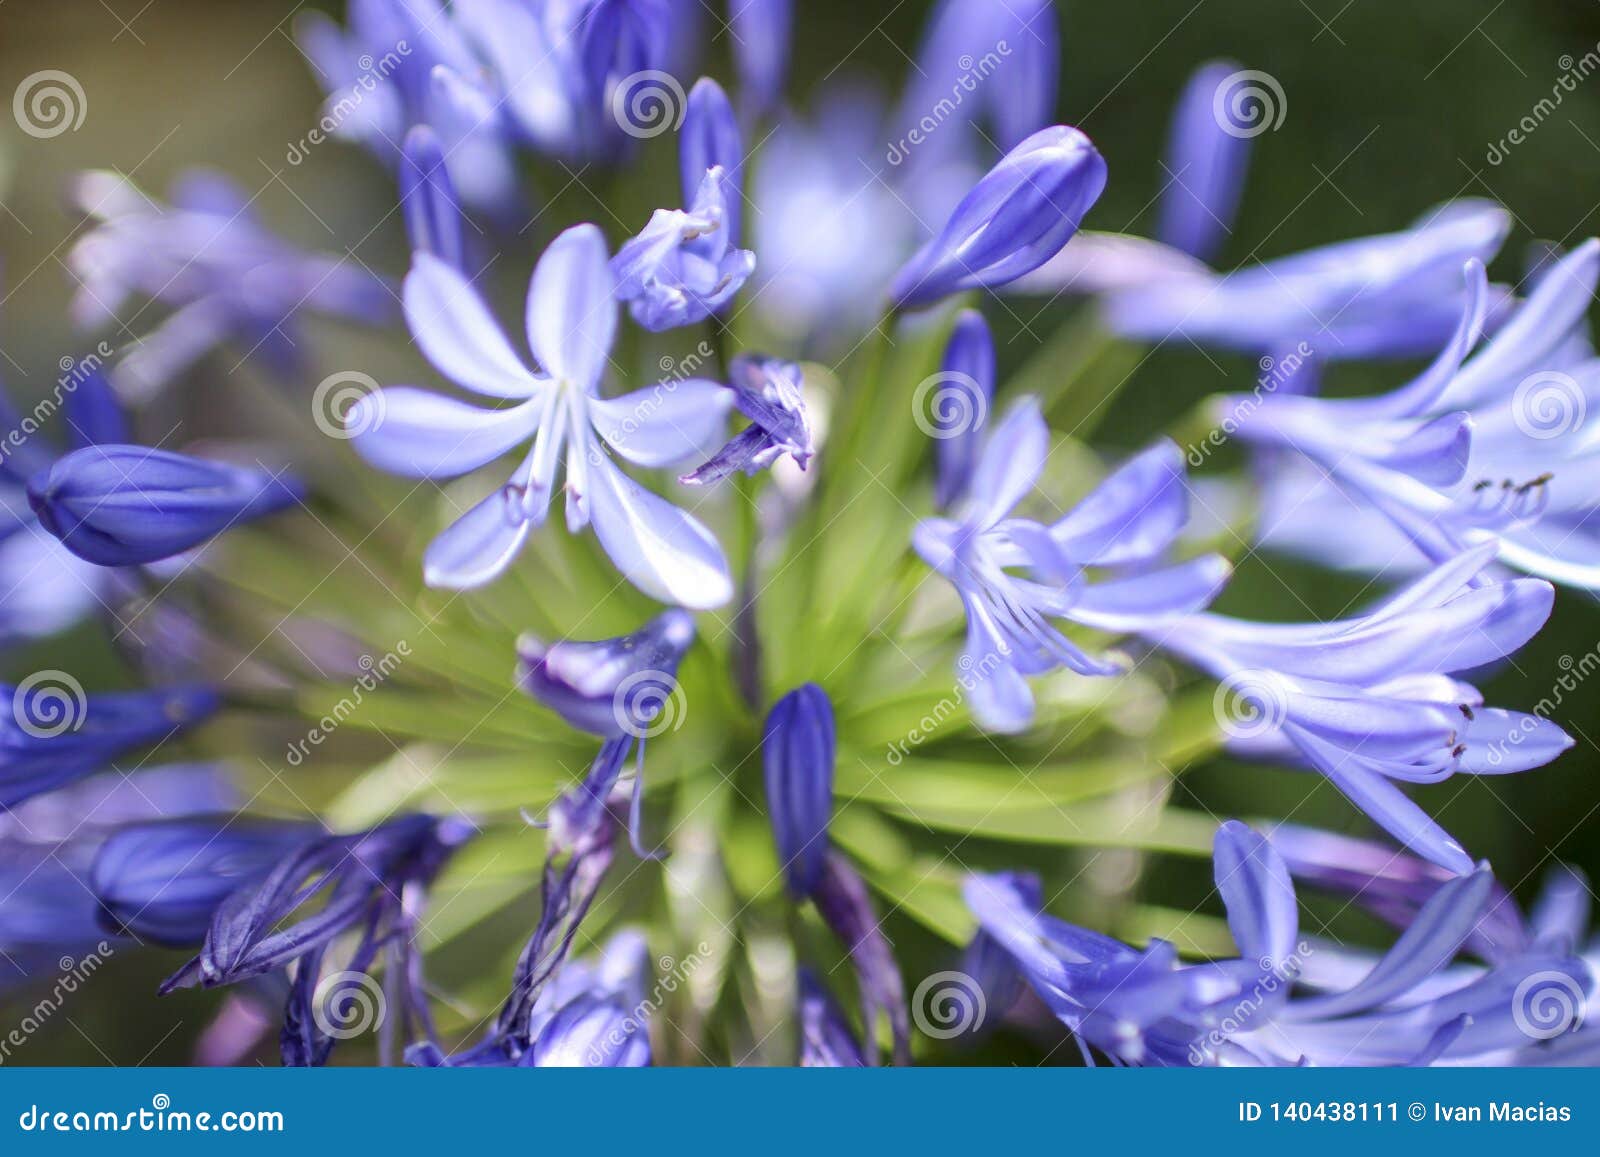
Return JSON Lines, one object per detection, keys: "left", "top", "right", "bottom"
{"left": 350, "top": 225, "right": 734, "bottom": 606}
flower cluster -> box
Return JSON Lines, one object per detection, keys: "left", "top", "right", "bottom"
{"left": 0, "top": 1, "right": 1595, "bottom": 1071}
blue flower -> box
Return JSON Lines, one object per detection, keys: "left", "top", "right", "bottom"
{"left": 892, "top": 0, "right": 1059, "bottom": 162}
{"left": 90, "top": 816, "right": 322, "bottom": 946}
{"left": 679, "top": 77, "right": 744, "bottom": 243}
{"left": 1154, "top": 544, "right": 1571, "bottom": 874}
{"left": 1156, "top": 60, "right": 1254, "bottom": 263}
{"left": 66, "top": 171, "right": 393, "bottom": 399}
{"left": 762, "top": 683, "right": 834, "bottom": 897}
{"left": 1245, "top": 243, "right": 1600, "bottom": 591}
{"left": 612, "top": 168, "right": 756, "bottom": 332}
{"left": 891, "top": 126, "right": 1107, "bottom": 310}
{"left": 1, "top": 683, "right": 219, "bottom": 810}
{"left": 728, "top": 0, "right": 793, "bottom": 118}
{"left": 969, "top": 821, "right": 1596, "bottom": 1066}
{"left": 1107, "top": 200, "right": 1511, "bottom": 360}
{"left": 914, "top": 398, "right": 1230, "bottom": 732}
{"left": 680, "top": 355, "right": 811, "bottom": 486}
{"left": 931, "top": 309, "right": 996, "bottom": 510}
{"left": 518, "top": 608, "right": 696, "bottom": 738}
{"left": 349, "top": 224, "right": 734, "bottom": 604}
{"left": 797, "top": 968, "right": 866, "bottom": 1067}
{"left": 399, "top": 125, "right": 468, "bottom": 271}
{"left": 28, "top": 445, "right": 305, "bottom": 568}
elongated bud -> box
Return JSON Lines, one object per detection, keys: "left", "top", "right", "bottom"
{"left": 891, "top": 126, "right": 1106, "bottom": 310}
{"left": 933, "top": 310, "right": 996, "bottom": 509}
{"left": 400, "top": 125, "right": 467, "bottom": 271}
{"left": 798, "top": 968, "right": 865, "bottom": 1066}
{"left": 1157, "top": 61, "right": 1252, "bottom": 263}
{"left": 517, "top": 609, "right": 696, "bottom": 739}
{"left": 730, "top": 0, "right": 792, "bottom": 119}
{"left": 762, "top": 683, "right": 835, "bottom": 896}
{"left": 680, "top": 77, "right": 743, "bottom": 242}
{"left": 28, "top": 446, "right": 304, "bottom": 567}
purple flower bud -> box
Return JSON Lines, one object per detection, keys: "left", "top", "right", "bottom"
{"left": 517, "top": 609, "right": 696, "bottom": 739}
{"left": 91, "top": 817, "right": 322, "bottom": 946}
{"left": 891, "top": 126, "right": 1107, "bottom": 310}
{"left": 532, "top": 993, "right": 651, "bottom": 1067}
{"left": 400, "top": 124, "right": 467, "bottom": 271}
{"left": 1, "top": 682, "right": 220, "bottom": 809}
{"left": 812, "top": 852, "right": 911, "bottom": 1065}
{"left": 933, "top": 310, "right": 996, "bottom": 509}
{"left": 729, "top": 0, "right": 792, "bottom": 118}
{"left": 28, "top": 445, "right": 305, "bottom": 567}
{"left": 798, "top": 968, "right": 865, "bottom": 1066}
{"left": 1157, "top": 61, "right": 1253, "bottom": 263}
{"left": 680, "top": 77, "right": 744, "bottom": 242}
{"left": 762, "top": 683, "right": 835, "bottom": 896}
{"left": 680, "top": 355, "right": 812, "bottom": 486}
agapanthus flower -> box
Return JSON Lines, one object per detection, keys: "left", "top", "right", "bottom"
{"left": 29, "top": 446, "right": 305, "bottom": 568}
{"left": 159, "top": 812, "right": 474, "bottom": 1066}
{"left": 892, "top": 0, "right": 1059, "bottom": 163}
{"left": 797, "top": 967, "right": 866, "bottom": 1067}
{"left": 1152, "top": 543, "right": 1571, "bottom": 874}
{"left": 1105, "top": 199, "right": 1511, "bottom": 360}
{"left": 518, "top": 607, "right": 696, "bottom": 738}
{"left": 762, "top": 683, "right": 909, "bottom": 1064}
{"left": 412, "top": 930, "right": 652, "bottom": 1067}
{"left": 931, "top": 309, "right": 996, "bottom": 510}
{"left": 91, "top": 816, "right": 322, "bottom": 946}
{"left": 891, "top": 126, "right": 1107, "bottom": 310}
{"left": 1247, "top": 243, "right": 1600, "bottom": 590}
{"left": 349, "top": 224, "right": 734, "bottom": 605}
{"left": 65, "top": 170, "right": 392, "bottom": 398}
{"left": 1156, "top": 59, "right": 1253, "bottom": 263}
{"left": 678, "top": 76, "right": 744, "bottom": 245}
{"left": 729, "top": 0, "right": 793, "bottom": 118}
{"left": 913, "top": 397, "right": 1230, "bottom": 732}
{"left": 969, "top": 821, "right": 1595, "bottom": 1066}
{"left": 399, "top": 125, "right": 468, "bottom": 271}
{"left": 680, "top": 355, "right": 811, "bottom": 486}
{"left": 1, "top": 765, "right": 235, "bottom": 987}
{"left": 1, "top": 682, "right": 219, "bottom": 810}
{"left": 294, "top": 0, "right": 518, "bottom": 216}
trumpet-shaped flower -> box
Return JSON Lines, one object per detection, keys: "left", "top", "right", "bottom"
{"left": 1153, "top": 544, "right": 1571, "bottom": 874}
{"left": 914, "top": 398, "right": 1230, "bottom": 732}
{"left": 349, "top": 225, "right": 734, "bottom": 605}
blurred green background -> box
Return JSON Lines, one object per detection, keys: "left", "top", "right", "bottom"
{"left": 3, "top": 0, "right": 1600, "bottom": 1063}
